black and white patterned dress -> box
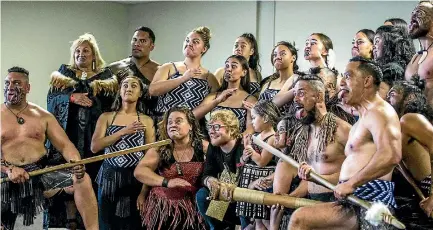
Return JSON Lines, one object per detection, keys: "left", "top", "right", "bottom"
{"left": 250, "top": 82, "right": 261, "bottom": 96}
{"left": 236, "top": 133, "right": 276, "bottom": 219}
{"left": 96, "top": 112, "right": 145, "bottom": 229}
{"left": 210, "top": 93, "right": 252, "bottom": 133}
{"left": 155, "top": 63, "right": 210, "bottom": 115}
{"left": 258, "top": 79, "right": 280, "bottom": 101}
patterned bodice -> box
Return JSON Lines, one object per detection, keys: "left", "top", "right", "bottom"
{"left": 250, "top": 82, "right": 261, "bottom": 95}
{"left": 104, "top": 114, "right": 145, "bottom": 167}
{"left": 258, "top": 88, "right": 280, "bottom": 101}
{"left": 155, "top": 63, "right": 210, "bottom": 114}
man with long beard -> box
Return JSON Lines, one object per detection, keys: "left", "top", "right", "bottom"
{"left": 270, "top": 74, "right": 351, "bottom": 230}
{"left": 406, "top": 1, "right": 433, "bottom": 108}
{"left": 387, "top": 81, "right": 433, "bottom": 229}
{"left": 1, "top": 67, "right": 98, "bottom": 230}
{"left": 288, "top": 57, "right": 401, "bottom": 230}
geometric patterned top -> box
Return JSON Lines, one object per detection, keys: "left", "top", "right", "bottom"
{"left": 104, "top": 112, "right": 145, "bottom": 168}
{"left": 250, "top": 82, "right": 261, "bottom": 96}
{"left": 258, "top": 87, "right": 279, "bottom": 101}
{"left": 155, "top": 63, "right": 211, "bottom": 114}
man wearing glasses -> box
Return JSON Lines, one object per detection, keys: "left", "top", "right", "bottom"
{"left": 196, "top": 109, "right": 244, "bottom": 230}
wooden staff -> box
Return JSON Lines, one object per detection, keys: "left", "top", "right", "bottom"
{"left": 396, "top": 163, "right": 426, "bottom": 200}
{"left": 1, "top": 139, "right": 171, "bottom": 184}
{"left": 252, "top": 136, "right": 406, "bottom": 229}
{"left": 396, "top": 163, "right": 433, "bottom": 218}
{"left": 218, "top": 183, "right": 322, "bottom": 208}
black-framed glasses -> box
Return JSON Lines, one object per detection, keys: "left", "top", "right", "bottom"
{"left": 207, "top": 124, "right": 227, "bottom": 131}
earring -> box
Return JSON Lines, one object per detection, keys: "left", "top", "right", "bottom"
{"left": 92, "top": 59, "right": 96, "bottom": 71}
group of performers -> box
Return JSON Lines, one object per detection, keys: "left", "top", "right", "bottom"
{"left": 2, "top": 1, "right": 433, "bottom": 229}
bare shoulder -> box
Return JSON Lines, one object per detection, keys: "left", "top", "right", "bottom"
{"left": 335, "top": 116, "right": 352, "bottom": 135}
{"left": 140, "top": 114, "right": 154, "bottom": 124}
{"left": 143, "top": 147, "right": 160, "bottom": 161}
{"left": 150, "top": 60, "right": 161, "bottom": 67}
{"left": 159, "top": 62, "right": 176, "bottom": 72}
{"left": 265, "top": 134, "right": 276, "bottom": 145}
{"left": 29, "top": 102, "right": 53, "bottom": 118}
{"left": 215, "top": 67, "right": 224, "bottom": 75}
{"left": 99, "top": 111, "right": 115, "bottom": 120}
{"left": 365, "top": 101, "right": 400, "bottom": 131}
{"left": 206, "top": 72, "right": 220, "bottom": 88}
{"left": 400, "top": 113, "right": 430, "bottom": 130}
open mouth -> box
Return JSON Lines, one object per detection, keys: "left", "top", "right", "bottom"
{"left": 304, "top": 50, "right": 310, "bottom": 57}
{"left": 294, "top": 104, "right": 306, "bottom": 119}
{"left": 224, "top": 73, "right": 232, "bottom": 80}
{"left": 338, "top": 89, "right": 349, "bottom": 99}
{"left": 409, "top": 19, "right": 419, "bottom": 31}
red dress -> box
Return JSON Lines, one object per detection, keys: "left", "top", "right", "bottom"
{"left": 143, "top": 155, "right": 205, "bottom": 230}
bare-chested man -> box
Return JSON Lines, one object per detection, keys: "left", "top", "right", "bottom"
{"left": 270, "top": 74, "right": 351, "bottom": 230}
{"left": 387, "top": 81, "right": 433, "bottom": 228}
{"left": 406, "top": 1, "right": 433, "bottom": 108}
{"left": 288, "top": 57, "right": 402, "bottom": 230}
{"left": 1, "top": 67, "right": 98, "bottom": 230}
{"left": 109, "top": 26, "right": 160, "bottom": 116}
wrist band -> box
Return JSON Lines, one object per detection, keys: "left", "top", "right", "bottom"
{"left": 162, "top": 178, "right": 169, "bottom": 187}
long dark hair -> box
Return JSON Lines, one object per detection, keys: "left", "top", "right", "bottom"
{"left": 158, "top": 106, "right": 204, "bottom": 167}
{"left": 111, "top": 75, "right": 147, "bottom": 113}
{"left": 356, "top": 29, "right": 375, "bottom": 59}
{"left": 239, "top": 33, "right": 261, "bottom": 81}
{"left": 220, "top": 55, "right": 251, "bottom": 94}
{"left": 375, "top": 25, "right": 415, "bottom": 70}
{"left": 391, "top": 80, "right": 433, "bottom": 121}
{"left": 311, "top": 33, "right": 334, "bottom": 68}
{"left": 266, "top": 41, "right": 300, "bottom": 84}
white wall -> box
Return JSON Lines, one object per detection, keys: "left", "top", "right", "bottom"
{"left": 128, "top": 1, "right": 258, "bottom": 73}
{"left": 1, "top": 1, "right": 129, "bottom": 107}
{"left": 127, "top": 0, "right": 418, "bottom": 77}
{"left": 1, "top": 1, "right": 419, "bottom": 108}
{"left": 274, "top": 1, "right": 418, "bottom": 73}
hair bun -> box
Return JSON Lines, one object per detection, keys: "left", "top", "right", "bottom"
{"left": 195, "top": 26, "right": 212, "bottom": 40}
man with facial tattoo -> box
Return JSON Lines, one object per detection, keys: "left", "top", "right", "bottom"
{"left": 387, "top": 81, "right": 433, "bottom": 228}
{"left": 288, "top": 57, "right": 401, "bottom": 230}
{"left": 406, "top": 0, "right": 433, "bottom": 109}
{"left": 1, "top": 67, "right": 98, "bottom": 230}
{"left": 270, "top": 74, "right": 351, "bottom": 230}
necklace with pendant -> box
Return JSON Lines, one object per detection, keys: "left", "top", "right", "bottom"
{"left": 418, "top": 41, "right": 433, "bottom": 65}
{"left": 5, "top": 102, "right": 29, "bottom": 125}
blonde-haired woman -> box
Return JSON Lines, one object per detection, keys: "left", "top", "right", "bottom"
{"left": 45, "top": 33, "right": 118, "bottom": 229}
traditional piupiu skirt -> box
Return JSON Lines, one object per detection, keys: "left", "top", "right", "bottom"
{"left": 394, "top": 174, "right": 433, "bottom": 230}
{"left": 96, "top": 161, "right": 142, "bottom": 218}
{"left": 143, "top": 162, "right": 205, "bottom": 230}
{"left": 1, "top": 157, "right": 48, "bottom": 230}
{"left": 236, "top": 163, "right": 276, "bottom": 219}
{"left": 338, "top": 179, "right": 397, "bottom": 230}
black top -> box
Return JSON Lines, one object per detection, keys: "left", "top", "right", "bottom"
{"left": 201, "top": 138, "right": 243, "bottom": 185}
{"left": 127, "top": 60, "right": 158, "bottom": 116}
